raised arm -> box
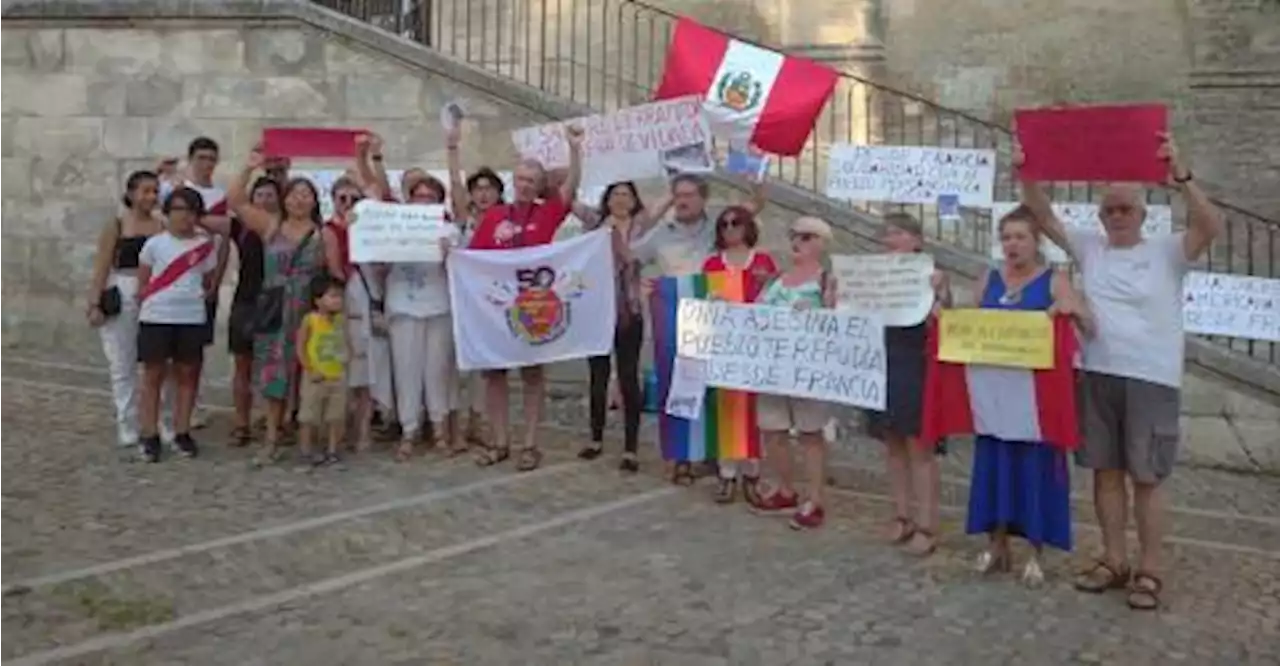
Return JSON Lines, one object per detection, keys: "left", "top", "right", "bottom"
{"left": 741, "top": 177, "right": 767, "bottom": 215}
{"left": 557, "top": 125, "right": 585, "bottom": 203}
{"left": 227, "top": 148, "right": 278, "bottom": 237}
{"left": 445, "top": 126, "right": 472, "bottom": 218}
{"left": 572, "top": 201, "right": 603, "bottom": 231}
{"left": 354, "top": 134, "right": 388, "bottom": 201}
{"left": 1013, "top": 147, "right": 1072, "bottom": 258}
{"left": 1161, "top": 133, "right": 1224, "bottom": 262}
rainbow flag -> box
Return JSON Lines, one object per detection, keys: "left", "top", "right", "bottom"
{"left": 650, "top": 271, "right": 761, "bottom": 462}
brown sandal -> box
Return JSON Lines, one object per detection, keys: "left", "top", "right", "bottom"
{"left": 394, "top": 441, "right": 414, "bottom": 463}
{"left": 887, "top": 516, "right": 916, "bottom": 544}
{"left": 515, "top": 447, "right": 542, "bottom": 472}
{"left": 229, "top": 426, "right": 253, "bottom": 448}
{"left": 1127, "top": 571, "right": 1163, "bottom": 611}
{"left": 671, "top": 462, "right": 695, "bottom": 486}
{"left": 1074, "top": 559, "right": 1131, "bottom": 593}
{"left": 475, "top": 445, "right": 510, "bottom": 467}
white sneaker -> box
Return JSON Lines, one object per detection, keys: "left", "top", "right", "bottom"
{"left": 1021, "top": 558, "right": 1045, "bottom": 588}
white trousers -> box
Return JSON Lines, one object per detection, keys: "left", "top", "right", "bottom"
{"left": 98, "top": 274, "right": 141, "bottom": 446}
{"left": 345, "top": 276, "right": 393, "bottom": 412}
{"left": 389, "top": 313, "right": 458, "bottom": 436}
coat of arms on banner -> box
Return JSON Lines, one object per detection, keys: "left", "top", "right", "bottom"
{"left": 485, "top": 265, "right": 590, "bottom": 346}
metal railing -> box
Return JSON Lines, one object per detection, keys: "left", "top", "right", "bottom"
{"left": 313, "top": 0, "right": 1278, "bottom": 364}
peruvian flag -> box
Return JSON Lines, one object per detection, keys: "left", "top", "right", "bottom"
{"left": 654, "top": 18, "right": 838, "bottom": 157}
{"left": 921, "top": 316, "right": 1081, "bottom": 451}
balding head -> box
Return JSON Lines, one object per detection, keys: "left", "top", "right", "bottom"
{"left": 1098, "top": 183, "right": 1148, "bottom": 247}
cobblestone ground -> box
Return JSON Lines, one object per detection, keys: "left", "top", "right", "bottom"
{"left": 2, "top": 351, "right": 1278, "bottom": 666}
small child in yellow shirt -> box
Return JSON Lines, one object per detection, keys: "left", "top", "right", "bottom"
{"left": 296, "top": 274, "right": 350, "bottom": 467}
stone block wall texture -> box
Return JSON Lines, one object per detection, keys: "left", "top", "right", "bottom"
{"left": 1, "top": 22, "right": 553, "bottom": 354}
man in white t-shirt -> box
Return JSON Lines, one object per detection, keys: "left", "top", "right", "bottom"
{"left": 1018, "top": 133, "right": 1223, "bottom": 611}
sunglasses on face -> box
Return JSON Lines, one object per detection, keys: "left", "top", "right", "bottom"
{"left": 336, "top": 194, "right": 363, "bottom": 205}
{"left": 718, "top": 218, "right": 744, "bottom": 229}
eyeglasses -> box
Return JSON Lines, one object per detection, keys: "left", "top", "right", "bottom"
{"left": 336, "top": 194, "right": 363, "bottom": 205}
{"left": 718, "top": 218, "right": 743, "bottom": 229}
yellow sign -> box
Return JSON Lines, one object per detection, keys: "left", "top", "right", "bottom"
{"left": 937, "top": 309, "right": 1055, "bottom": 369}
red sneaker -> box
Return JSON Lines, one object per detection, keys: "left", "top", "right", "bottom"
{"left": 789, "top": 501, "right": 825, "bottom": 530}
{"left": 750, "top": 489, "right": 799, "bottom": 515}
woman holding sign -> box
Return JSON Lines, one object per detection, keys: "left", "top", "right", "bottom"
{"left": 868, "top": 213, "right": 951, "bottom": 556}
{"left": 701, "top": 206, "right": 778, "bottom": 505}
{"left": 227, "top": 148, "right": 326, "bottom": 465}
{"left": 751, "top": 217, "right": 838, "bottom": 530}
{"left": 960, "top": 207, "right": 1093, "bottom": 586}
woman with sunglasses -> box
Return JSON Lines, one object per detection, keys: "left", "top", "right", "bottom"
{"left": 86, "top": 170, "right": 167, "bottom": 450}
{"left": 322, "top": 158, "right": 386, "bottom": 454}
{"left": 751, "top": 217, "right": 838, "bottom": 530}
{"left": 702, "top": 205, "right": 778, "bottom": 505}
{"left": 868, "top": 213, "right": 951, "bottom": 556}
{"left": 228, "top": 148, "right": 327, "bottom": 465}
{"left": 134, "top": 187, "right": 220, "bottom": 462}
{"left": 374, "top": 171, "right": 463, "bottom": 462}
{"left": 570, "top": 181, "right": 671, "bottom": 472}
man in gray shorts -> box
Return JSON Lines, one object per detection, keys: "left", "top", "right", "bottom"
{"left": 1018, "top": 133, "right": 1223, "bottom": 610}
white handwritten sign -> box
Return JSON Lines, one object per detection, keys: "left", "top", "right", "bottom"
{"left": 1183, "top": 271, "right": 1280, "bottom": 342}
{"left": 831, "top": 253, "right": 935, "bottom": 327}
{"left": 349, "top": 201, "right": 457, "bottom": 263}
{"left": 664, "top": 356, "right": 708, "bottom": 420}
{"left": 989, "top": 202, "right": 1174, "bottom": 263}
{"left": 826, "top": 145, "right": 997, "bottom": 207}
{"left": 676, "top": 299, "right": 887, "bottom": 409}
{"left": 511, "top": 96, "right": 712, "bottom": 188}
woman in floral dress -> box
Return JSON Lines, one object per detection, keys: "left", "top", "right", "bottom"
{"left": 227, "top": 147, "right": 326, "bottom": 463}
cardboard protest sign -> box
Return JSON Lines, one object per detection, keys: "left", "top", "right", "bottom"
{"left": 937, "top": 309, "right": 1055, "bottom": 369}
{"left": 1015, "top": 104, "right": 1167, "bottom": 182}
{"left": 348, "top": 201, "right": 457, "bottom": 263}
{"left": 826, "top": 144, "right": 996, "bottom": 207}
{"left": 1183, "top": 272, "right": 1280, "bottom": 342}
{"left": 831, "top": 253, "right": 935, "bottom": 327}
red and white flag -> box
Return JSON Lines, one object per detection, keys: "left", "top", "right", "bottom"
{"left": 921, "top": 316, "right": 1081, "bottom": 450}
{"left": 654, "top": 18, "right": 838, "bottom": 157}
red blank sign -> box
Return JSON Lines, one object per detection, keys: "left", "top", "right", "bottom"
{"left": 1015, "top": 105, "right": 1168, "bottom": 183}
{"left": 261, "top": 128, "right": 363, "bottom": 159}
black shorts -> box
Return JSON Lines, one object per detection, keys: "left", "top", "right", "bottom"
{"left": 137, "top": 323, "right": 206, "bottom": 364}
{"left": 227, "top": 300, "right": 256, "bottom": 356}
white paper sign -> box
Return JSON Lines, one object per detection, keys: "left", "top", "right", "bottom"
{"left": 665, "top": 356, "right": 708, "bottom": 420}
{"left": 349, "top": 201, "right": 458, "bottom": 263}
{"left": 676, "top": 299, "right": 887, "bottom": 409}
{"left": 831, "top": 253, "right": 935, "bottom": 327}
{"left": 511, "top": 96, "right": 713, "bottom": 188}
{"left": 826, "top": 144, "right": 997, "bottom": 207}
{"left": 1183, "top": 271, "right": 1280, "bottom": 342}
{"left": 989, "top": 202, "right": 1174, "bottom": 263}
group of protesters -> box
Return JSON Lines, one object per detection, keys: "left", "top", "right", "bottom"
{"left": 87, "top": 117, "right": 1220, "bottom": 612}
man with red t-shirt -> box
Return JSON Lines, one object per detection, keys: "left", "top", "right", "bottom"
{"left": 467, "top": 125, "right": 584, "bottom": 472}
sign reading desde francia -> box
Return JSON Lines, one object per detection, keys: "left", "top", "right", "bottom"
{"left": 989, "top": 202, "right": 1174, "bottom": 263}
{"left": 511, "top": 96, "right": 713, "bottom": 187}
{"left": 825, "top": 144, "right": 997, "bottom": 207}
{"left": 676, "top": 299, "right": 887, "bottom": 410}
{"left": 831, "top": 253, "right": 935, "bottom": 327}
{"left": 1182, "top": 271, "right": 1280, "bottom": 342}
{"left": 349, "top": 201, "right": 457, "bottom": 263}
